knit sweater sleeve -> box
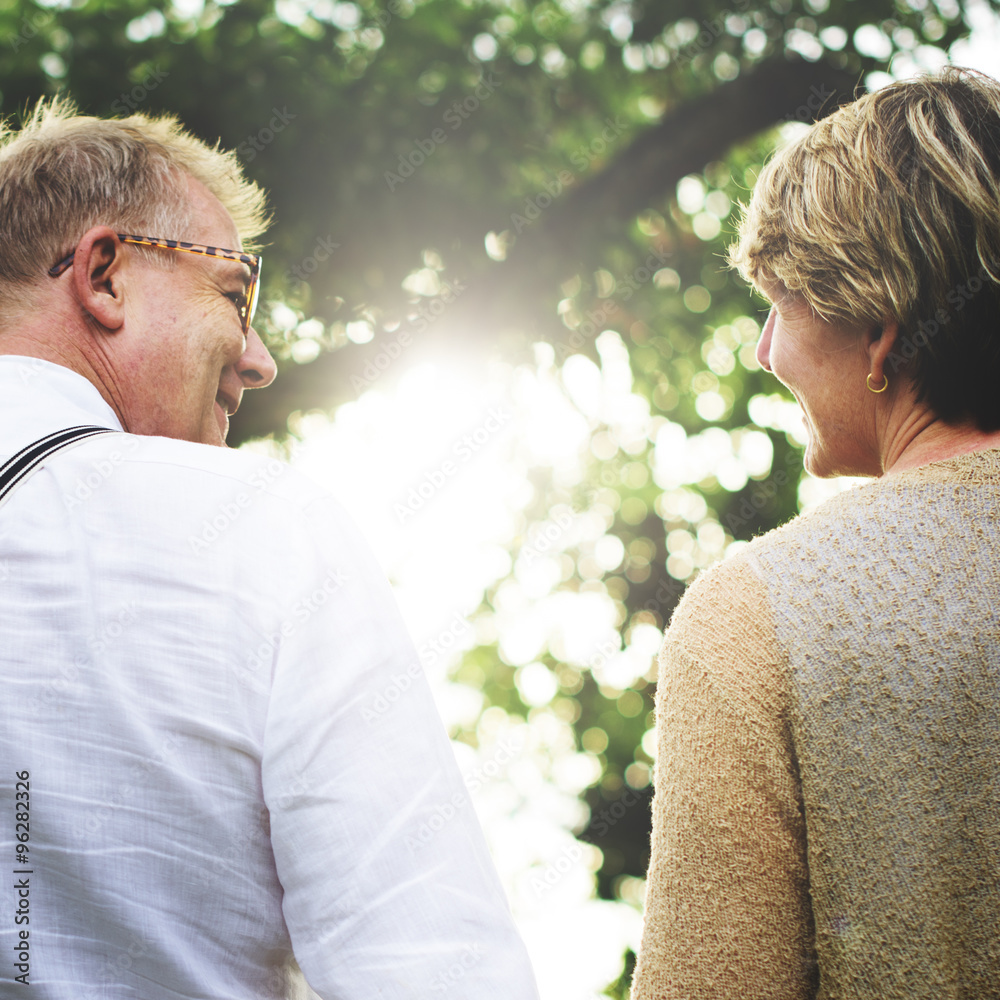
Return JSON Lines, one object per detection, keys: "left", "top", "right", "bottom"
{"left": 631, "top": 554, "right": 817, "bottom": 1000}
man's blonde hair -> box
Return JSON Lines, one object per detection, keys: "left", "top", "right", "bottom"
{"left": 729, "top": 66, "right": 1000, "bottom": 429}
{"left": 0, "top": 97, "right": 269, "bottom": 296}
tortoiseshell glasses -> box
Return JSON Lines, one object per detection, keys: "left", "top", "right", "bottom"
{"left": 48, "top": 234, "right": 262, "bottom": 337}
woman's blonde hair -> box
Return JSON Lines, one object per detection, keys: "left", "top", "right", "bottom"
{"left": 0, "top": 96, "right": 269, "bottom": 297}
{"left": 729, "top": 66, "right": 1000, "bottom": 430}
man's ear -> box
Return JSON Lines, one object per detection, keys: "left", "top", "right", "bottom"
{"left": 71, "top": 226, "right": 126, "bottom": 331}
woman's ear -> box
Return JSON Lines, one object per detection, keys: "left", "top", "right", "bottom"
{"left": 866, "top": 318, "right": 901, "bottom": 392}
{"left": 71, "top": 226, "right": 126, "bottom": 332}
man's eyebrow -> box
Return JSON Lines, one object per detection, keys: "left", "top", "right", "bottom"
{"left": 216, "top": 258, "right": 252, "bottom": 286}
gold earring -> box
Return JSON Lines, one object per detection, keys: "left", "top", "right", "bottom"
{"left": 867, "top": 372, "right": 888, "bottom": 393}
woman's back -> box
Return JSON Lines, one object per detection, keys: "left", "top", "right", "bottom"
{"left": 635, "top": 450, "right": 1000, "bottom": 999}
{"left": 755, "top": 451, "right": 1000, "bottom": 997}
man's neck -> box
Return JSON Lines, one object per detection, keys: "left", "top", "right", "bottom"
{"left": 0, "top": 331, "right": 129, "bottom": 433}
{"left": 0, "top": 335, "right": 81, "bottom": 372}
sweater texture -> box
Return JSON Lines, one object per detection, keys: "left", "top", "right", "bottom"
{"left": 632, "top": 449, "right": 1000, "bottom": 999}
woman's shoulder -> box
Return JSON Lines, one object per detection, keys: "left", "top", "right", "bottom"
{"left": 673, "top": 447, "right": 1000, "bottom": 630}
{"left": 747, "top": 448, "right": 999, "bottom": 562}
{"left": 675, "top": 482, "right": 870, "bottom": 614}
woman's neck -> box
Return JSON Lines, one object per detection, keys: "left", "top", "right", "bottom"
{"left": 884, "top": 419, "right": 1000, "bottom": 475}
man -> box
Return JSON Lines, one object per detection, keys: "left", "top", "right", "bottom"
{"left": 0, "top": 99, "right": 539, "bottom": 998}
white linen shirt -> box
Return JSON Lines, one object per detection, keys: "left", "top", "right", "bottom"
{"left": 0, "top": 357, "right": 539, "bottom": 999}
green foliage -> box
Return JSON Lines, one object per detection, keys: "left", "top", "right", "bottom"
{"left": 1, "top": 0, "right": 993, "bottom": 992}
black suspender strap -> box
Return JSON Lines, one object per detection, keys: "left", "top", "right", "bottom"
{"left": 0, "top": 426, "right": 118, "bottom": 505}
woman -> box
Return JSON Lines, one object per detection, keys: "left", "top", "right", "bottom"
{"left": 632, "top": 67, "right": 1000, "bottom": 999}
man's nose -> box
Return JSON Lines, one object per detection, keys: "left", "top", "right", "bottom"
{"left": 237, "top": 326, "right": 278, "bottom": 388}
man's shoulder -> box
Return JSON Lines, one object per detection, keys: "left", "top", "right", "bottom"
{"left": 62, "top": 432, "right": 373, "bottom": 571}
{"left": 113, "top": 434, "right": 328, "bottom": 509}
{"left": 61, "top": 431, "right": 357, "bottom": 551}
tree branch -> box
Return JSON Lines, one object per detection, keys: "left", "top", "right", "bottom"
{"left": 230, "top": 55, "right": 862, "bottom": 445}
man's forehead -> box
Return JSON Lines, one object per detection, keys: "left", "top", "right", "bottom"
{"left": 181, "top": 174, "right": 243, "bottom": 251}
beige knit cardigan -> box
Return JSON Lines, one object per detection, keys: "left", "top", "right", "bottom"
{"left": 631, "top": 449, "right": 1000, "bottom": 1000}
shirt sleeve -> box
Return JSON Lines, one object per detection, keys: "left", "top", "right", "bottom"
{"left": 260, "top": 494, "right": 539, "bottom": 1000}
{"left": 630, "top": 554, "right": 817, "bottom": 1000}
